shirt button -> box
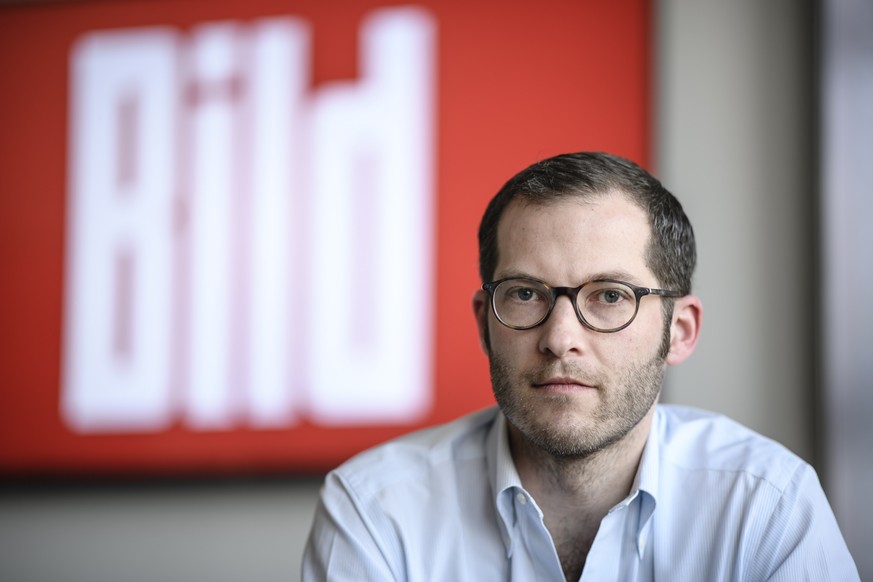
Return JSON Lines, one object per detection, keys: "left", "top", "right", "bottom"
{"left": 516, "top": 492, "right": 528, "bottom": 505}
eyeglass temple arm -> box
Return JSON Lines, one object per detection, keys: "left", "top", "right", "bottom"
{"left": 644, "top": 288, "right": 685, "bottom": 298}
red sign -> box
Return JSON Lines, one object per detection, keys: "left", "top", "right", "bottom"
{"left": 0, "top": 0, "right": 651, "bottom": 476}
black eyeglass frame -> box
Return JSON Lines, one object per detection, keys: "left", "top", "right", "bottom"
{"left": 482, "top": 276, "right": 684, "bottom": 333}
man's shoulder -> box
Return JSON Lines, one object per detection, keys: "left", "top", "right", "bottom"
{"left": 655, "top": 404, "right": 808, "bottom": 493}
{"left": 329, "top": 406, "right": 499, "bottom": 499}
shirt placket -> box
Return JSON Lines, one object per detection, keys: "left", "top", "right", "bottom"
{"left": 580, "top": 495, "right": 645, "bottom": 581}
{"left": 511, "top": 488, "right": 566, "bottom": 581}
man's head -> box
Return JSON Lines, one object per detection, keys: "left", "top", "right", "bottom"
{"left": 472, "top": 152, "right": 702, "bottom": 460}
{"left": 478, "top": 152, "right": 696, "bottom": 296}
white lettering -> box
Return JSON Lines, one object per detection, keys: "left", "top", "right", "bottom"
{"left": 308, "top": 8, "right": 434, "bottom": 424}
{"left": 244, "top": 19, "right": 310, "bottom": 428}
{"left": 62, "top": 8, "right": 436, "bottom": 433}
{"left": 63, "top": 30, "right": 177, "bottom": 431}
{"left": 185, "top": 23, "right": 243, "bottom": 429}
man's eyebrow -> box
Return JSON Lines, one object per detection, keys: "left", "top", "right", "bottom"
{"left": 586, "top": 270, "right": 646, "bottom": 285}
{"left": 494, "top": 270, "right": 648, "bottom": 285}
{"left": 494, "top": 269, "right": 537, "bottom": 280}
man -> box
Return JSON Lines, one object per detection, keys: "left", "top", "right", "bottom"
{"left": 303, "top": 152, "right": 858, "bottom": 581}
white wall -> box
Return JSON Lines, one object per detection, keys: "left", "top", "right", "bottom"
{"left": 656, "top": 0, "right": 815, "bottom": 462}
{"left": 0, "top": 2, "right": 828, "bottom": 582}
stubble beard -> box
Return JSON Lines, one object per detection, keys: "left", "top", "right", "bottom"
{"left": 489, "top": 347, "right": 666, "bottom": 460}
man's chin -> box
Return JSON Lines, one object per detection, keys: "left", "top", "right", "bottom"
{"left": 525, "top": 394, "right": 600, "bottom": 424}
{"left": 523, "top": 427, "right": 603, "bottom": 459}
{"left": 511, "top": 413, "right": 600, "bottom": 451}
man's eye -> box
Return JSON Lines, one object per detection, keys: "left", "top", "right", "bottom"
{"left": 508, "top": 287, "right": 542, "bottom": 302}
{"left": 602, "top": 289, "right": 623, "bottom": 303}
{"left": 592, "top": 288, "right": 630, "bottom": 305}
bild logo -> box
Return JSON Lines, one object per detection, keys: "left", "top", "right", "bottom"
{"left": 63, "top": 8, "right": 435, "bottom": 432}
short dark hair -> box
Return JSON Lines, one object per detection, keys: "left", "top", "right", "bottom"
{"left": 477, "top": 152, "right": 696, "bottom": 295}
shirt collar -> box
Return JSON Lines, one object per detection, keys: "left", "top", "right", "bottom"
{"left": 488, "top": 409, "right": 523, "bottom": 495}
{"left": 487, "top": 410, "right": 531, "bottom": 557}
{"left": 636, "top": 407, "right": 661, "bottom": 501}
{"left": 630, "top": 407, "right": 661, "bottom": 557}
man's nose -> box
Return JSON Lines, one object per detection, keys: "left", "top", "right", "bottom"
{"left": 537, "top": 295, "right": 588, "bottom": 358}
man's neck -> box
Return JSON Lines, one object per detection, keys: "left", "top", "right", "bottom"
{"left": 508, "top": 407, "right": 655, "bottom": 581}
{"left": 510, "top": 410, "right": 652, "bottom": 500}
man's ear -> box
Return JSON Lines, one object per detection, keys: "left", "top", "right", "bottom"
{"left": 666, "top": 294, "right": 702, "bottom": 365}
{"left": 472, "top": 290, "right": 490, "bottom": 356}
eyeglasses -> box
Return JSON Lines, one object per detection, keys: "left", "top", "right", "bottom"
{"left": 482, "top": 277, "right": 684, "bottom": 333}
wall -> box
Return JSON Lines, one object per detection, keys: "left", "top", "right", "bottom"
{"left": 656, "top": 0, "right": 815, "bottom": 462}
{"left": 0, "top": 479, "right": 322, "bottom": 582}
{"left": 0, "top": 2, "right": 833, "bottom": 581}
{"left": 821, "top": 0, "right": 873, "bottom": 575}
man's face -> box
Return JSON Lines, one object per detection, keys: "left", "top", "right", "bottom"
{"left": 474, "top": 193, "right": 669, "bottom": 459}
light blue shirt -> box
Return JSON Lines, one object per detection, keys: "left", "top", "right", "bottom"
{"left": 303, "top": 405, "right": 859, "bottom": 581}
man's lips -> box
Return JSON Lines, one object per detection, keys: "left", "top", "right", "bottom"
{"left": 532, "top": 377, "right": 596, "bottom": 391}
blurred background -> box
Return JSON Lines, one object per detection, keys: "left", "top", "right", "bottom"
{"left": 0, "top": 0, "right": 870, "bottom": 580}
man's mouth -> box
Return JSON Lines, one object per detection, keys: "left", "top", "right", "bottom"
{"left": 532, "top": 376, "right": 596, "bottom": 392}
